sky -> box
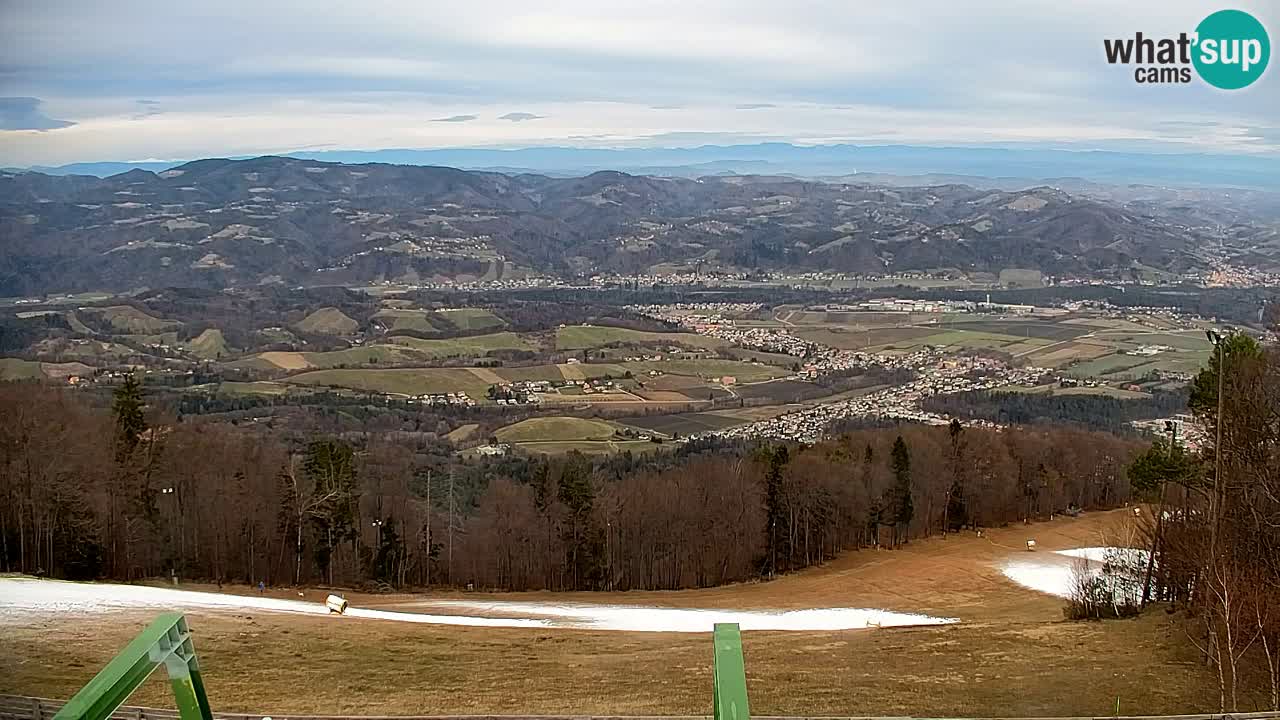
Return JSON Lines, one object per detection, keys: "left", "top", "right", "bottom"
{"left": 1, "top": 0, "right": 1278, "bottom": 167}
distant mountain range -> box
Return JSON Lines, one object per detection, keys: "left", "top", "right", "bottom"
{"left": 2, "top": 155, "right": 1278, "bottom": 297}
{"left": 11, "top": 143, "right": 1280, "bottom": 190}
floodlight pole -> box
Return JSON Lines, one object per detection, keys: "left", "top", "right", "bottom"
{"left": 1205, "top": 330, "right": 1225, "bottom": 573}
{"left": 53, "top": 613, "right": 213, "bottom": 720}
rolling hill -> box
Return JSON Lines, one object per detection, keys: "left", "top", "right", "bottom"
{"left": 1, "top": 155, "right": 1270, "bottom": 296}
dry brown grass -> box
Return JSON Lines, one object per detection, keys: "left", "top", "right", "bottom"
{"left": 0, "top": 510, "right": 1218, "bottom": 716}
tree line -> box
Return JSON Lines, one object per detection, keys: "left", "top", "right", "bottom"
{"left": 1124, "top": 329, "right": 1280, "bottom": 711}
{"left": 923, "top": 386, "right": 1188, "bottom": 432}
{"left": 0, "top": 375, "right": 1141, "bottom": 592}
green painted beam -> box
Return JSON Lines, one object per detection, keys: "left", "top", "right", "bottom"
{"left": 712, "top": 623, "right": 750, "bottom": 720}
{"left": 53, "top": 613, "right": 212, "bottom": 720}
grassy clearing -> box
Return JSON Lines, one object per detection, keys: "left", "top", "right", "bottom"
{"left": 555, "top": 325, "right": 727, "bottom": 351}
{"left": 435, "top": 308, "right": 506, "bottom": 331}
{"left": 495, "top": 416, "right": 619, "bottom": 443}
{"left": 81, "top": 305, "right": 180, "bottom": 334}
{"left": 186, "top": 329, "right": 230, "bottom": 360}
{"left": 446, "top": 423, "right": 480, "bottom": 443}
{"left": 0, "top": 358, "right": 44, "bottom": 379}
{"left": 295, "top": 308, "right": 359, "bottom": 335}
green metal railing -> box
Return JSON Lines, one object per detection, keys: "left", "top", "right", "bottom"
{"left": 713, "top": 623, "right": 750, "bottom": 720}
{"left": 52, "top": 613, "right": 212, "bottom": 720}
{"left": 52, "top": 613, "right": 749, "bottom": 720}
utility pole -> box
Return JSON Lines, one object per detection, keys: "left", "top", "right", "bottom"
{"left": 448, "top": 467, "right": 455, "bottom": 585}
{"left": 424, "top": 469, "right": 432, "bottom": 585}
{"left": 1205, "top": 330, "right": 1226, "bottom": 573}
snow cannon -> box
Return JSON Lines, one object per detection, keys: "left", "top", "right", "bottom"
{"left": 1026, "top": 539, "right": 1037, "bottom": 552}
{"left": 325, "top": 594, "right": 349, "bottom": 615}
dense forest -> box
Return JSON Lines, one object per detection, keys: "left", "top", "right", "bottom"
{"left": 0, "top": 376, "right": 1140, "bottom": 591}
{"left": 922, "top": 387, "right": 1188, "bottom": 432}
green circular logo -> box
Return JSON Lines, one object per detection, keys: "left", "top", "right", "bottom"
{"left": 1193, "top": 9, "right": 1270, "bottom": 89}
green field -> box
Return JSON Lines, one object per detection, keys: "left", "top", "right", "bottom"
{"left": 435, "top": 308, "right": 506, "bottom": 331}
{"left": 231, "top": 333, "right": 536, "bottom": 371}
{"left": 372, "top": 309, "right": 437, "bottom": 333}
{"left": 495, "top": 416, "right": 619, "bottom": 443}
{"left": 621, "top": 359, "right": 786, "bottom": 382}
{"left": 1065, "top": 354, "right": 1152, "bottom": 379}
{"left": 0, "top": 358, "right": 44, "bottom": 379}
{"left": 555, "top": 325, "right": 727, "bottom": 351}
{"left": 287, "top": 368, "right": 492, "bottom": 397}
{"left": 389, "top": 332, "right": 533, "bottom": 357}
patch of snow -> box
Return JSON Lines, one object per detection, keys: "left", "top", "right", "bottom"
{"left": 0, "top": 578, "right": 957, "bottom": 633}
{"left": 1000, "top": 546, "right": 1149, "bottom": 598}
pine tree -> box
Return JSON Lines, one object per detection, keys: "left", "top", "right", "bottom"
{"left": 763, "top": 444, "right": 790, "bottom": 574}
{"left": 889, "top": 435, "right": 913, "bottom": 547}
{"left": 112, "top": 373, "right": 147, "bottom": 463}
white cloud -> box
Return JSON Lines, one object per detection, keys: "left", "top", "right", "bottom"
{"left": 0, "top": 0, "right": 1277, "bottom": 164}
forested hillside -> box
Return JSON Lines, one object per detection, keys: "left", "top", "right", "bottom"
{"left": 0, "top": 377, "right": 1139, "bottom": 591}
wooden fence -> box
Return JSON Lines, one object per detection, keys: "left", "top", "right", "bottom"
{"left": 3, "top": 694, "right": 1280, "bottom": 720}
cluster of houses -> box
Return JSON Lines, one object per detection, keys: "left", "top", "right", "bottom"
{"left": 711, "top": 354, "right": 1050, "bottom": 444}
{"left": 408, "top": 391, "right": 476, "bottom": 407}
{"left": 487, "top": 377, "right": 623, "bottom": 405}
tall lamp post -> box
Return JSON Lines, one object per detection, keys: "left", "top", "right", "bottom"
{"left": 1205, "top": 330, "right": 1226, "bottom": 569}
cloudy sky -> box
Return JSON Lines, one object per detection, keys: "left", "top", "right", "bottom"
{"left": 1, "top": 0, "right": 1277, "bottom": 166}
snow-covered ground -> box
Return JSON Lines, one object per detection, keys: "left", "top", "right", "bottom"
{"left": 0, "top": 577, "right": 956, "bottom": 633}
{"left": 1000, "top": 546, "right": 1150, "bottom": 598}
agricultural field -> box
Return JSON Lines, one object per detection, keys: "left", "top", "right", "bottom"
{"left": 794, "top": 326, "right": 937, "bottom": 350}
{"left": 286, "top": 368, "right": 493, "bottom": 398}
{"left": 616, "top": 411, "right": 743, "bottom": 436}
{"left": 232, "top": 333, "right": 536, "bottom": 371}
{"left": 555, "top": 325, "right": 727, "bottom": 351}
{"left": 494, "top": 416, "right": 620, "bottom": 443}
{"left": 371, "top": 309, "right": 437, "bottom": 334}
{"left": 0, "top": 357, "right": 45, "bottom": 379}
{"left": 435, "top": 308, "right": 506, "bottom": 331}
{"left": 621, "top": 359, "right": 786, "bottom": 383}
{"left": 388, "top": 332, "right": 534, "bottom": 358}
